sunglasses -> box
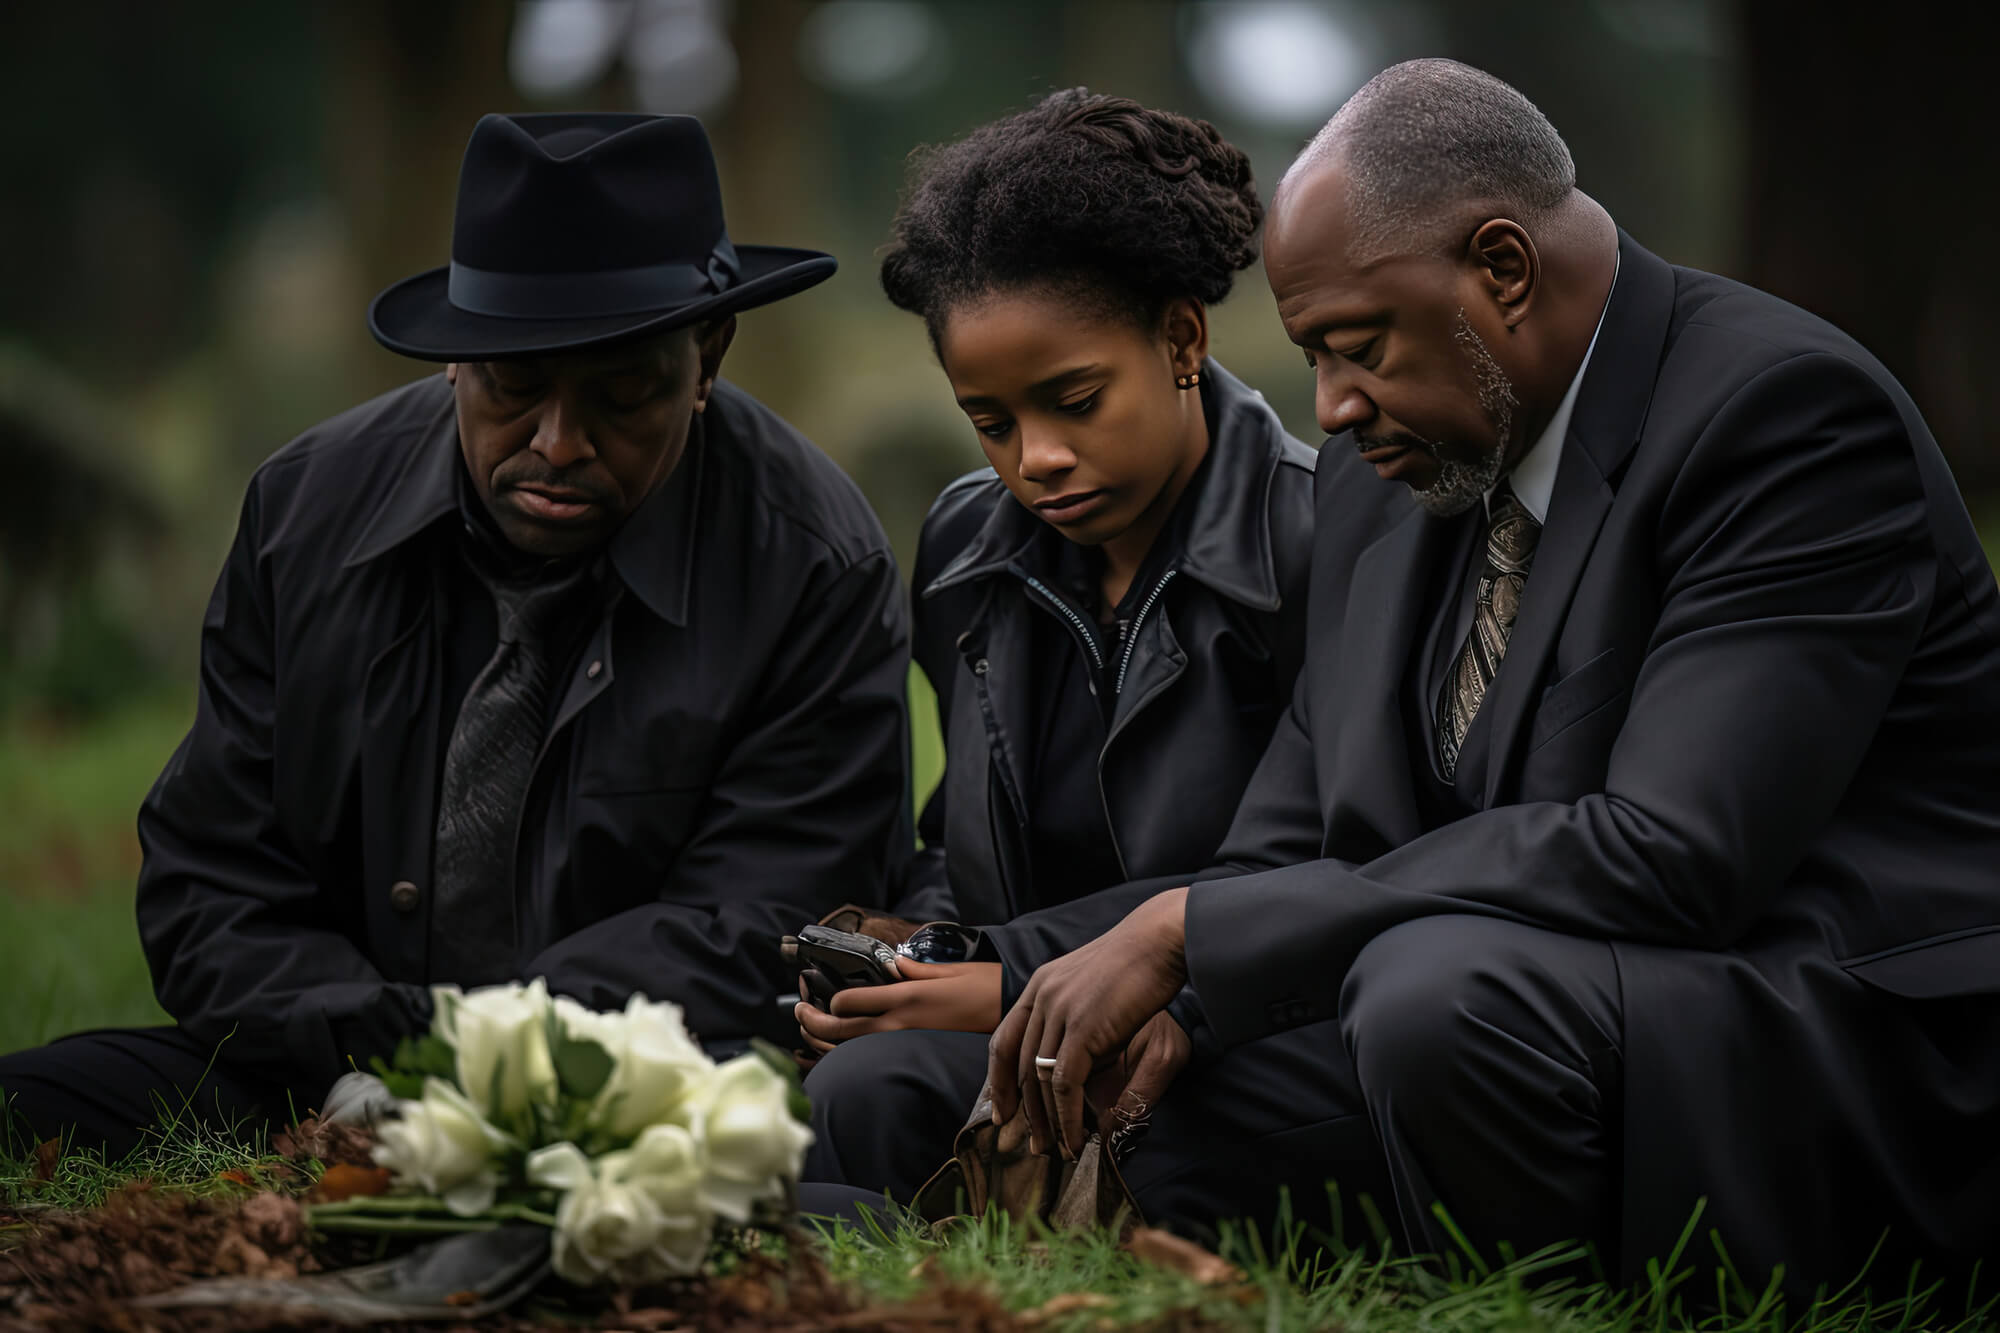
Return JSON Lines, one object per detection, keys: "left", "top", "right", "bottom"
{"left": 895, "top": 921, "right": 987, "bottom": 965}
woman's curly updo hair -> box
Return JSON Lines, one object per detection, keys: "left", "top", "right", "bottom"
{"left": 880, "top": 88, "right": 1264, "bottom": 346}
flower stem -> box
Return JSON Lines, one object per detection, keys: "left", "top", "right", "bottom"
{"left": 304, "top": 1196, "right": 559, "bottom": 1233}
{"left": 306, "top": 1214, "right": 502, "bottom": 1234}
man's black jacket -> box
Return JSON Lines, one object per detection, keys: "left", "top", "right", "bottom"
{"left": 135, "top": 375, "right": 910, "bottom": 1093}
{"left": 895, "top": 362, "right": 1318, "bottom": 946}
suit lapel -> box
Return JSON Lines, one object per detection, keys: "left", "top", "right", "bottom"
{"left": 1325, "top": 503, "right": 1458, "bottom": 850}
{"left": 1479, "top": 232, "right": 1679, "bottom": 808}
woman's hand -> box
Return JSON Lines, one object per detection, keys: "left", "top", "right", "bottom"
{"left": 794, "top": 960, "right": 1004, "bottom": 1053}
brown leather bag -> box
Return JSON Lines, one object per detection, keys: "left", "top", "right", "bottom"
{"left": 816, "top": 903, "right": 922, "bottom": 947}
{"left": 910, "top": 1081, "right": 1141, "bottom": 1234}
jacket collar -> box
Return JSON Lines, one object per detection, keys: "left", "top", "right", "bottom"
{"left": 339, "top": 375, "right": 702, "bottom": 626}
{"left": 922, "top": 358, "right": 1297, "bottom": 611}
{"left": 1562, "top": 229, "right": 1674, "bottom": 489}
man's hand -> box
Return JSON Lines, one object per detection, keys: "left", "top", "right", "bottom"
{"left": 1085, "top": 1011, "right": 1192, "bottom": 1159}
{"left": 988, "top": 887, "right": 1190, "bottom": 1157}
{"left": 794, "top": 960, "right": 1003, "bottom": 1052}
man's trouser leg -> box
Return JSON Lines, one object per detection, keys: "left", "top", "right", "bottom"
{"left": 0, "top": 1026, "right": 298, "bottom": 1159}
{"left": 1339, "top": 915, "right": 1623, "bottom": 1270}
{"left": 1114, "top": 1020, "right": 1393, "bottom": 1249}
{"left": 1128, "top": 917, "right": 1619, "bottom": 1265}
{"left": 802, "top": 1028, "right": 989, "bottom": 1198}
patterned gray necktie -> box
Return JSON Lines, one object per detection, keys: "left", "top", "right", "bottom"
{"left": 429, "top": 563, "right": 592, "bottom": 984}
{"left": 1437, "top": 482, "right": 1542, "bottom": 782}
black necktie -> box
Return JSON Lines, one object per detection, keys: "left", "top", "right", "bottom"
{"left": 1437, "top": 483, "right": 1542, "bottom": 782}
{"left": 429, "top": 559, "right": 592, "bottom": 984}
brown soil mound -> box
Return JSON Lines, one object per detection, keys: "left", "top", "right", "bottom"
{"left": 0, "top": 1191, "right": 1030, "bottom": 1332}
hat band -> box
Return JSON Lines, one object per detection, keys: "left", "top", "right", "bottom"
{"left": 447, "top": 239, "right": 741, "bottom": 320}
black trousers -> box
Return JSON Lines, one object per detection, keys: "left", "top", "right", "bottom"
{"left": 805, "top": 916, "right": 1621, "bottom": 1264}
{"left": 0, "top": 1026, "right": 305, "bottom": 1159}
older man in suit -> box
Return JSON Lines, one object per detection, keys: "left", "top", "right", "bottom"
{"left": 987, "top": 60, "right": 2000, "bottom": 1292}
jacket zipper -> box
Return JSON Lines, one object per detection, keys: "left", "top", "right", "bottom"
{"left": 1113, "top": 569, "right": 1178, "bottom": 696}
{"left": 1020, "top": 574, "right": 1105, "bottom": 674}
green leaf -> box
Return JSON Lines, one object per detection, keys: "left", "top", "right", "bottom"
{"left": 750, "top": 1037, "right": 811, "bottom": 1125}
{"left": 552, "top": 1033, "right": 614, "bottom": 1101}
{"left": 367, "top": 1054, "right": 424, "bottom": 1101}
{"left": 411, "top": 1034, "right": 457, "bottom": 1080}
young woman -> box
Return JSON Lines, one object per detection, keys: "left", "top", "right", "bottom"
{"left": 796, "top": 89, "right": 1317, "bottom": 1199}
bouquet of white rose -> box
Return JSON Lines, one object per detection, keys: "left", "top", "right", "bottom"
{"left": 313, "top": 979, "right": 813, "bottom": 1287}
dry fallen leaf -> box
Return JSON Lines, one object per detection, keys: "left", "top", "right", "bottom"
{"left": 311, "top": 1163, "right": 392, "bottom": 1201}
{"left": 607, "top": 1310, "right": 688, "bottom": 1331}
{"left": 29, "top": 1138, "right": 61, "bottom": 1183}
{"left": 1022, "top": 1290, "right": 1115, "bottom": 1323}
{"left": 215, "top": 1169, "right": 255, "bottom": 1188}
{"left": 1122, "top": 1226, "right": 1245, "bottom": 1285}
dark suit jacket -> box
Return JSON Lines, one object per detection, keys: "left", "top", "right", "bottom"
{"left": 1187, "top": 233, "right": 2000, "bottom": 1282}
{"left": 136, "top": 375, "right": 911, "bottom": 1093}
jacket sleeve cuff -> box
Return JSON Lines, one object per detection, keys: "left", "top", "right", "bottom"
{"left": 1184, "top": 863, "right": 1351, "bottom": 1047}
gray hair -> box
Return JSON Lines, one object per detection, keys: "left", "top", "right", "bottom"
{"left": 1286, "top": 59, "right": 1575, "bottom": 262}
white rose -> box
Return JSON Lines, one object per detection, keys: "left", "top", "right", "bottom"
{"left": 436, "top": 979, "right": 559, "bottom": 1123}
{"left": 372, "top": 1076, "right": 514, "bottom": 1216}
{"left": 683, "top": 1054, "right": 814, "bottom": 1223}
{"left": 531, "top": 1144, "right": 670, "bottom": 1285}
{"left": 609, "top": 1124, "right": 712, "bottom": 1278}
{"left": 527, "top": 1128, "right": 714, "bottom": 1283}
{"left": 553, "top": 993, "right": 713, "bottom": 1139}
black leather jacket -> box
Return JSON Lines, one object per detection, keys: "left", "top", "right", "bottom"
{"left": 893, "top": 360, "right": 1316, "bottom": 938}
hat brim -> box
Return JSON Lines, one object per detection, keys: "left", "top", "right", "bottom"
{"left": 367, "top": 244, "right": 837, "bottom": 362}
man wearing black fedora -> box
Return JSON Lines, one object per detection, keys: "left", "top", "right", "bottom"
{"left": 0, "top": 113, "right": 911, "bottom": 1155}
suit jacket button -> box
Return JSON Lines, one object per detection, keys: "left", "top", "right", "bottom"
{"left": 390, "top": 880, "right": 421, "bottom": 913}
{"left": 586, "top": 660, "right": 604, "bottom": 680}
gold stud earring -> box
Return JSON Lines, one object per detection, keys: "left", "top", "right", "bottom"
{"left": 1177, "top": 370, "right": 1201, "bottom": 390}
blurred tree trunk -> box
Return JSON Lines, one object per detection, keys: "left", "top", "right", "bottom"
{"left": 321, "top": 0, "right": 518, "bottom": 396}
{"left": 1740, "top": 2, "right": 1998, "bottom": 493}
{"left": 712, "top": 0, "right": 832, "bottom": 424}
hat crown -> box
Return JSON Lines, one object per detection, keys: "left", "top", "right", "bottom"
{"left": 451, "top": 113, "right": 728, "bottom": 275}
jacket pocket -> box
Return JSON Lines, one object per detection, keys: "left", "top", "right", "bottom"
{"left": 1528, "top": 648, "right": 1629, "bottom": 752}
{"left": 1838, "top": 925, "right": 2000, "bottom": 999}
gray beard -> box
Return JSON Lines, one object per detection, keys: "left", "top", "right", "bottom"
{"left": 1411, "top": 311, "right": 1519, "bottom": 518}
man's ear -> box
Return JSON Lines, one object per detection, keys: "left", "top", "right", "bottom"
{"left": 1161, "top": 298, "right": 1210, "bottom": 379}
{"left": 692, "top": 316, "right": 738, "bottom": 414}
{"left": 1468, "top": 219, "right": 1538, "bottom": 329}
{"left": 444, "top": 363, "right": 459, "bottom": 385}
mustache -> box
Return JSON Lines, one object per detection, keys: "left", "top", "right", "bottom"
{"left": 492, "top": 461, "right": 617, "bottom": 504}
{"left": 1353, "top": 431, "right": 1438, "bottom": 457}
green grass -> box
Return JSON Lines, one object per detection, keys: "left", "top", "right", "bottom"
{"left": 811, "top": 1200, "right": 1997, "bottom": 1333}
{"left": 0, "top": 1101, "right": 284, "bottom": 1216}
{"left": 0, "top": 692, "right": 187, "bottom": 1054}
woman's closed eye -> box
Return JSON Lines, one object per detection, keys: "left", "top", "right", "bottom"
{"left": 973, "top": 416, "right": 1013, "bottom": 440}
{"left": 1056, "top": 391, "right": 1099, "bottom": 417}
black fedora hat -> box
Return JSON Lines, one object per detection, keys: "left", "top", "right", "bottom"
{"left": 369, "top": 112, "right": 836, "bottom": 361}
